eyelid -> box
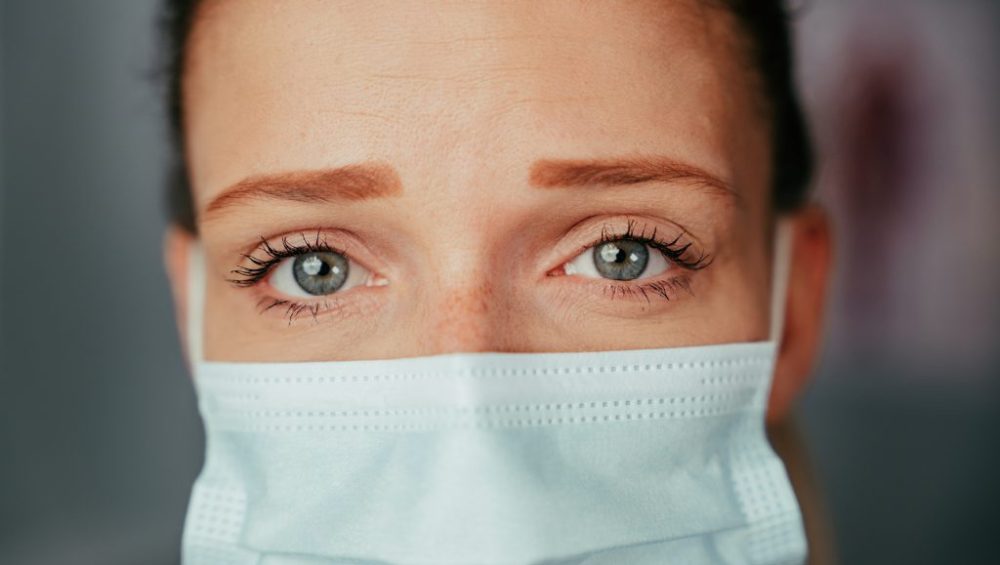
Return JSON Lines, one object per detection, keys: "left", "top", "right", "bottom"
{"left": 228, "top": 229, "right": 388, "bottom": 290}
{"left": 540, "top": 215, "right": 708, "bottom": 278}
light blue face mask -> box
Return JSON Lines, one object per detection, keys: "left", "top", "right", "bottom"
{"left": 180, "top": 221, "right": 807, "bottom": 565}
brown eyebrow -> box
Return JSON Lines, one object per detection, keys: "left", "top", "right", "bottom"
{"left": 529, "top": 155, "right": 735, "bottom": 199}
{"left": 204, "top": 155, "right": 733, "bottom": 219}
{"left": 203, "top": 162, "right": 403, "bottom": 217}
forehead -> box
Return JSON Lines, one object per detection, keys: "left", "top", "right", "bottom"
{"left": 183, "top": 0, "right": 765, "bottom": 208}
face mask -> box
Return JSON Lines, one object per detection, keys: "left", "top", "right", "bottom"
{"left": 180, "top": 220, "right": 807, "bottom": 565}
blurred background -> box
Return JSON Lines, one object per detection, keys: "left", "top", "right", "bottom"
{"left": 1, "top": 0, "right": 998, "bottom": 563}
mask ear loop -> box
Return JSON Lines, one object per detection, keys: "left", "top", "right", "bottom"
{"left": 768, "top": 218, "right": 793, "bottom": 344}
{"left": 186, "top": 240, "right": 206, "bottom": 366}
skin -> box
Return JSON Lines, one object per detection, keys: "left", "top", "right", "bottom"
{"left": 164, "top": 0, "right": 832, "bottom": 423}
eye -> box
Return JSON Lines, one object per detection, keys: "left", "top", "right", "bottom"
{"left": 564, "top": 238, "right": 671, "bottom": 281}
{"left": 268, "top": 250, "right": 374, "bottom": 298}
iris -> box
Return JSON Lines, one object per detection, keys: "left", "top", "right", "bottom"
{"left": 292, "top": 251, "right": 349, "bottom": 295}
{"left": 592, "top": 239, "right": 648, "bottom": 280}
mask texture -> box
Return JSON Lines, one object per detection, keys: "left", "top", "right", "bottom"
{"left": 180, "top": 221, "right": 806, "bottom": 564}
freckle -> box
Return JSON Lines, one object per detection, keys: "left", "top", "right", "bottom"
{"left": 449, "top": 284, "right": 493, "bottom": 315}
{"left": 433, "top": 283, "right": 495, "bottom": 338}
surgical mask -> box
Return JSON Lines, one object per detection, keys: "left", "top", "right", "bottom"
{"left": 180, "top": 221, "right": 807, "bottom": 565}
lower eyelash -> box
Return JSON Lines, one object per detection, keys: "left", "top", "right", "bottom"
{"left": 603, "top": 275, "right": 693, "bottom": 303}
{"left": 258, "top": 297, "right": 328, "bottom": 325}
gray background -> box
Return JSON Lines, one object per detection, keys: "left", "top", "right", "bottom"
{"left": 2, "top": 1, "right": 999, "bottom": 564}
{"left": 1, "top": 2, "right": 200, "bottom": 563}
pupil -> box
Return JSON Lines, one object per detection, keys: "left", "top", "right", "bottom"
{"left": 600, "top": 244, "right": 624, "bottom": 263}
{"left": 592, "top": 239, "right": 648, "bottom": 281}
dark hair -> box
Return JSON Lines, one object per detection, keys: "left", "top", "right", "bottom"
{"left": 161, "top": 0, "right": 200, "bottom": 233}
{"left": 159, "top": 0, "right": 813, "bottom": 233}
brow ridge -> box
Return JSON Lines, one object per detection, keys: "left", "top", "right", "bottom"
{"left": 204, "top": 162, "right": 403, "bottom": 217}
{"left": 529, "top": 155, "right": 734, "bottom": 197}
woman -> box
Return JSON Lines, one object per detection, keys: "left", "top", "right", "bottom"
{"left": 161, "top": 1, "right": 833, "bottom": 563}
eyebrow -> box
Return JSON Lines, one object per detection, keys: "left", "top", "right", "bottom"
{"left": 528, "top": 155, "right": 735, "bottom": 198}
{"left": 204, "top": 162, "right": 403, "bottom": 217}
{"left": 204, "top": 155, "right": 734, "bottom": 219}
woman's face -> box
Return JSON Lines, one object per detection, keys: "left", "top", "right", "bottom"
{"left": 179, "top": 0, "right": 776, "bottom": 362}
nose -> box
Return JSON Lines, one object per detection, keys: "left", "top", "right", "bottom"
{"left": 420, "top": 278, "right": 508, "bottom": 355}
{"left": 401, "top": 190, "right": 520, "bottom": 356}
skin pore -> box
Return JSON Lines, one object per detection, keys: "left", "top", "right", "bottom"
{"left": 164, "top": 0, "right": 832, "bottom": 422}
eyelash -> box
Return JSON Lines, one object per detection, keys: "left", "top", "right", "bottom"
{"left": 583, "top": 217, "right": 711, "bottom": 270}
{"left": 228, "top": 231, "right": 340, "bottom": 287}
{"left": 228, "top": 232, "right": 352, "bottom": 323}
{"left": 603, "top": 276, "right": 693, "bottom": 302}
{"left": 579, "top": 217, "right": 711, "bottom": 304}
{"left": 228, "top": 219, "right": 712, "bottom": 321}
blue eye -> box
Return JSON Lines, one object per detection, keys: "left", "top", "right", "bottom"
{"left": 564, "top": 238, "right": 671, "bottom": 282}
{"left": 269, "top": 250, "right": 373, "bottom": 298}
{"left": 293, "top": 252, "right": 349, "bottom": 295}
{"left": 593, "top": 239, "right": 649, "bottom": 280}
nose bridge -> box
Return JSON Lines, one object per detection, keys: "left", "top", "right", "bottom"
{"left": 411, "top": 215, "right": 512, "bottom": 355}
{"left": 404, "top": 130, "right": 517, "bottom": 354}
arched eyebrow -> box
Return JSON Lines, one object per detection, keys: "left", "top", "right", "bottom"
{"left": 529, "top": 155, "right": 736, "bottom": 199}
{"left": 203, "top": 155, "right": 736, "bottom": 220}
{"left": 203, "top": 162, "right": 403, "bottom": 218}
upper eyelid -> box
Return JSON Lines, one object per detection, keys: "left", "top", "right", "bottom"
{"left": 584, "top": 220, "right": 681, "bottom": 253}
{"left": 544, "top": 216, "right": 710, "bottom": 273}
{"left": 237, "top": 227, "right": 386, "bottom": 263}
{"left": 258, "top": 232, "right": 345, "bottom": 258}
{"left": 228, "top": 232, "right": 373, "bottom": 287}
{"left": 230, "top": 217, "right": 709, "bottom": 285}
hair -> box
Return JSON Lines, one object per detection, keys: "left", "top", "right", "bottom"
{"left": 159, "top": 0, "right": 813, "bottom": 234}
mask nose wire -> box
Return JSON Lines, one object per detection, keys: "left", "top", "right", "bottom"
{"left": 187, "top": 240, "right": 206, "bottom": 366}
{"left": 768, "top": 218, "right": 793, "bottom": 344}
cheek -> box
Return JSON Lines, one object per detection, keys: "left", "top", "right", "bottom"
{"left": 716, "top": 278, "right": 771, "bottom": 343}
{"left": 203, "top": 273, "right": 289, "bottom": 360}
{"left": 201, "top": 276, "right": 382, "bottom": 362}
{"left": 708, "top": 246, "right": 773, "bottom": 344}
{"left": 203, "top": 280, "right": 252, "bottom": 360}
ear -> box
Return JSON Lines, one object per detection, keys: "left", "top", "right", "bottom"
{"left": 164, "top": 225, "right": 196, "bottom": 372}
{"left": 767, "top": 203, "right": 833, "bottom": 424}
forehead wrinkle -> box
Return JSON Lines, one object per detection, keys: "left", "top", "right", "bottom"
{"left": 183, "top": 0, "right": 771, "bottom": 217}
